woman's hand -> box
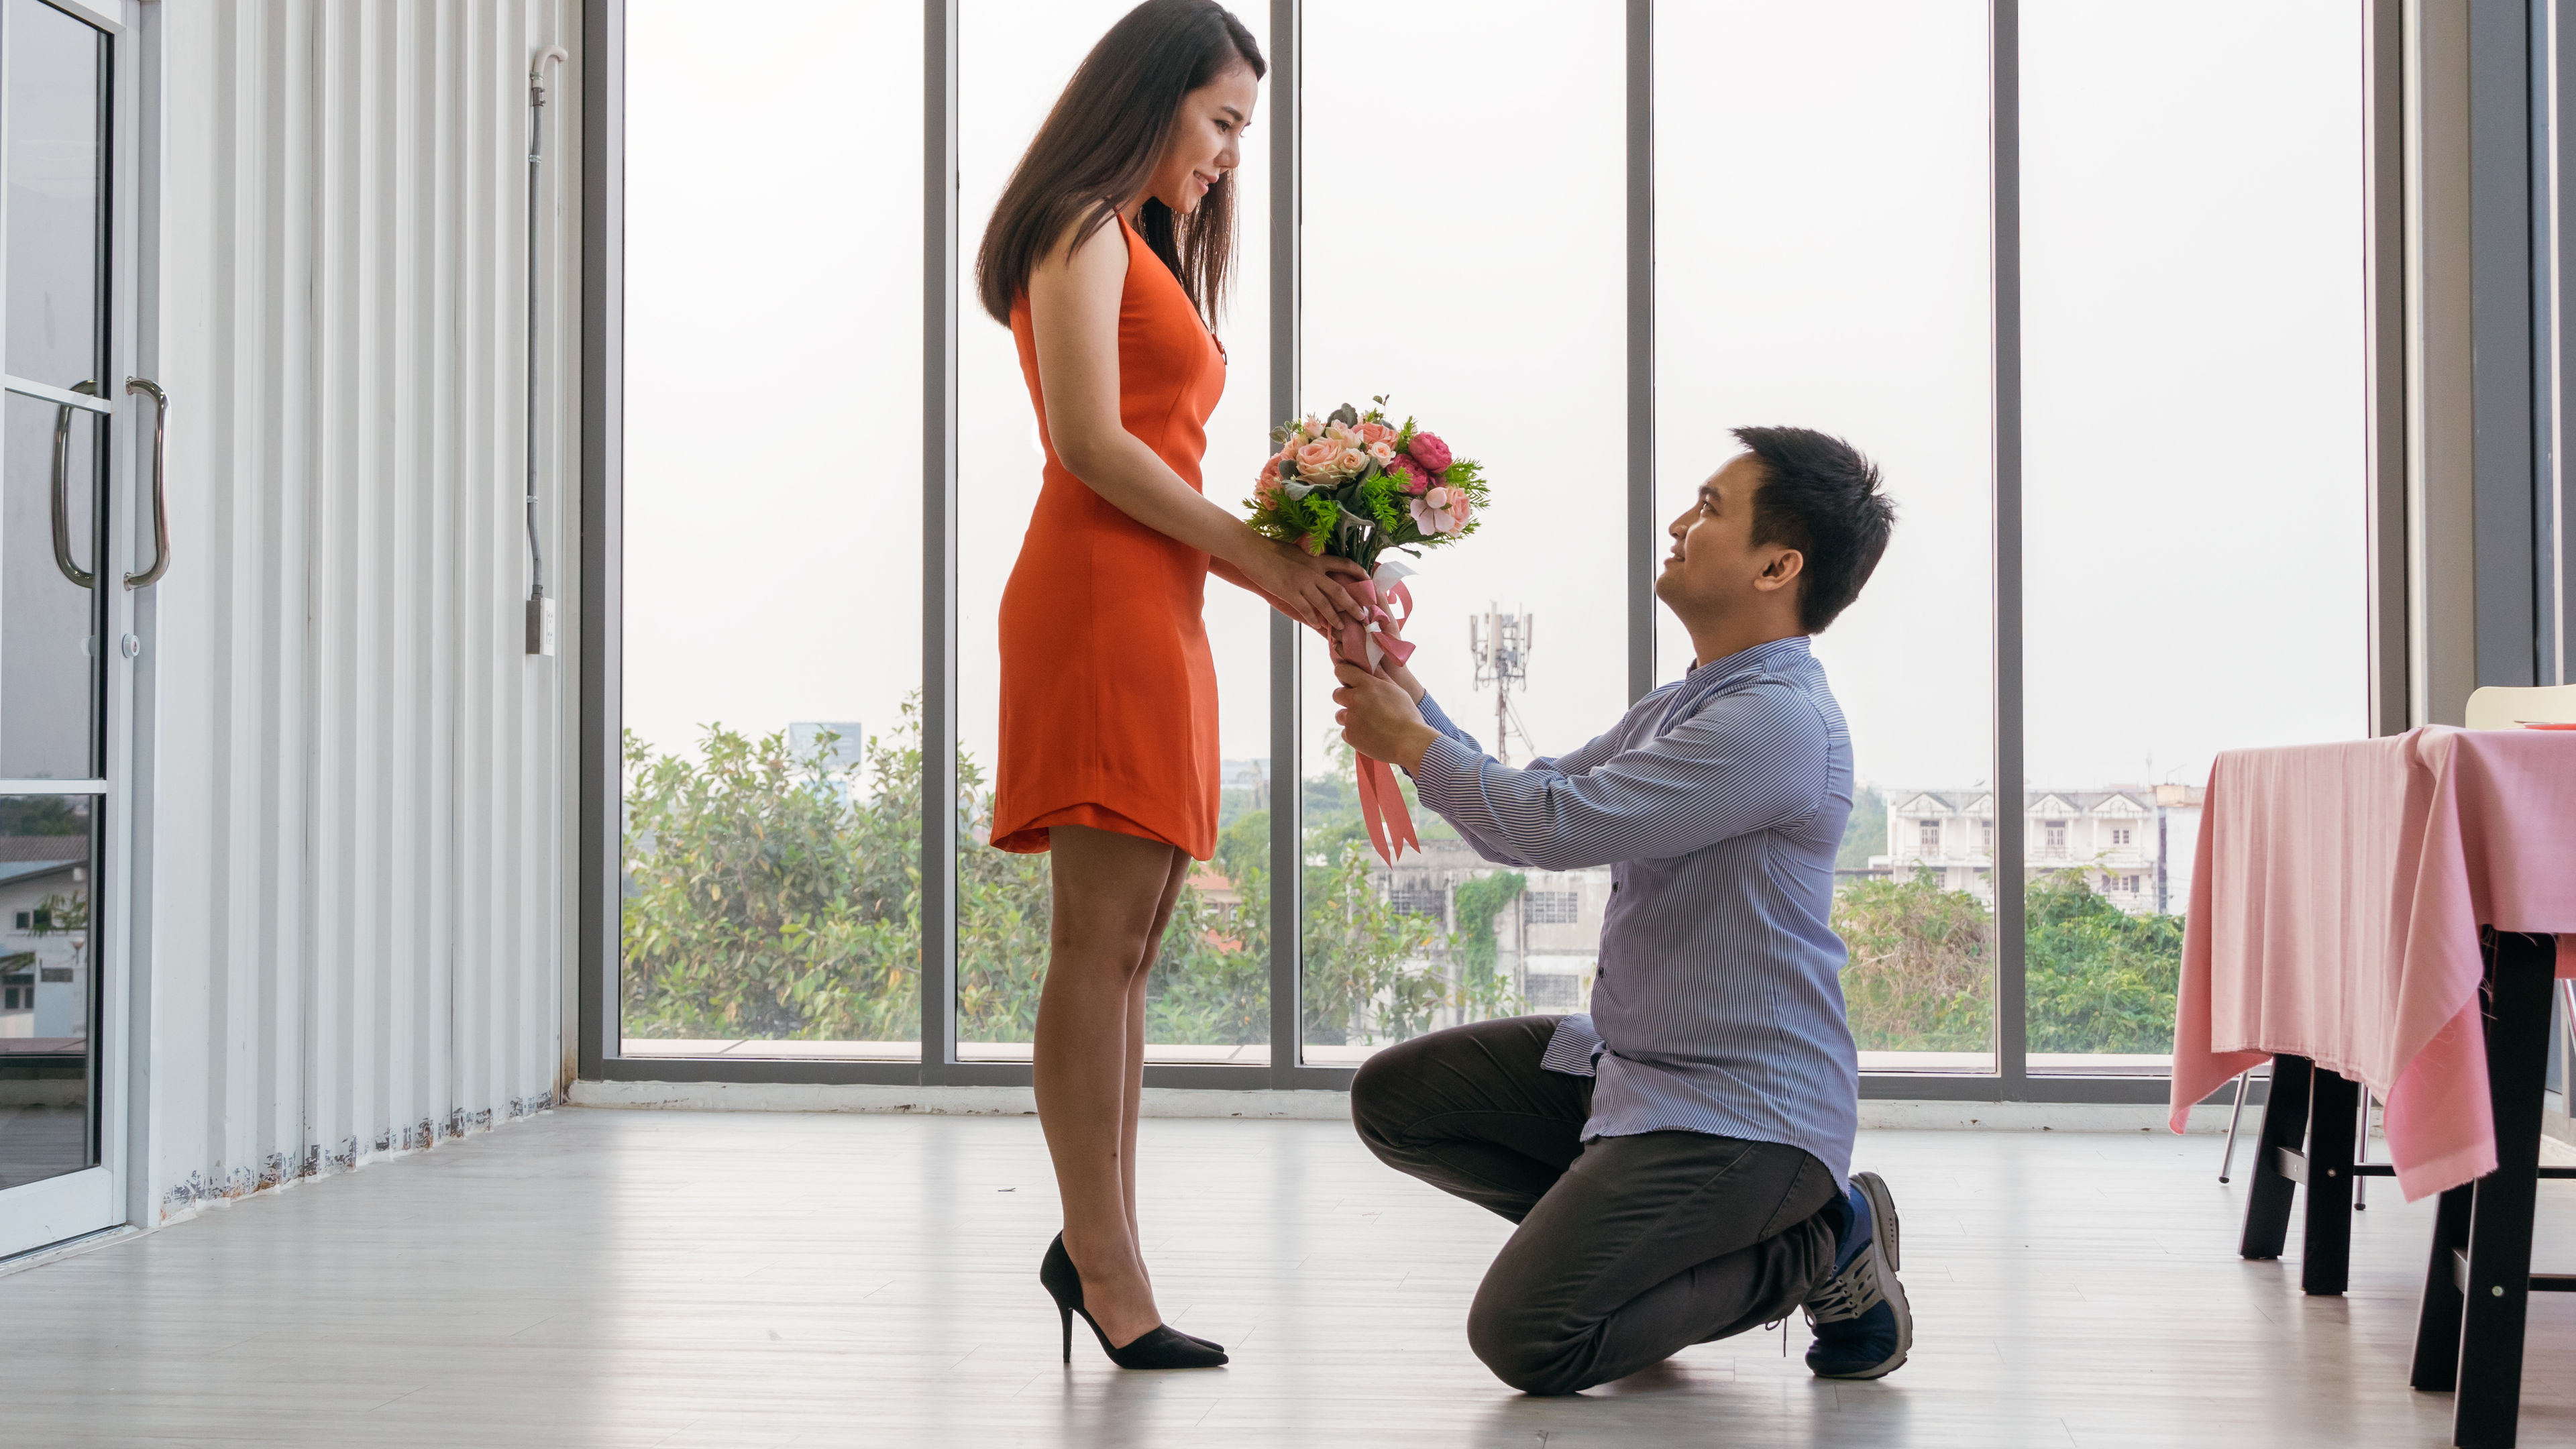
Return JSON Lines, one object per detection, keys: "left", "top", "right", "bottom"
{"left": 1236, "top": 537, "right": 1366, "bottom": 633}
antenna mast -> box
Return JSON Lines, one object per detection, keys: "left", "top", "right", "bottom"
{"left": 1468, "top": 603, "right": 1534, "bottom": 765}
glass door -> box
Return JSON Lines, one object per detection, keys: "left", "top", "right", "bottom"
{"left": 0, "top": 0, "right": 138, "bottom": 1259}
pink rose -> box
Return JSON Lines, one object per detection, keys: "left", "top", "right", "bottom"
{"left": 1254, "top": 473, "right": 1281, "bottom": 506}
{"left": 1293, "top": 439, "right": 1340, "bottom": 473}
{"left": 1356, "top": 421, "right": 1397, "bottom": 446}
{"left": 1405, "top": 431, "right": 1452, "bottom": 474}
{"left": 1336, "top": 446, "right": 1367, "bottom": 475}
{"left": 1366, "top": 440, "right": 1397, "bottom": 467}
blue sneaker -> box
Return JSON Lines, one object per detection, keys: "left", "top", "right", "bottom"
{"left": 1802, "top": 1170, "right": 1911, "bottom": 1379}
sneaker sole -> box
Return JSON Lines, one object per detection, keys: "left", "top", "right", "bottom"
{"left": 1818, "top": 1171, "right": 1911, "bottom": 1380}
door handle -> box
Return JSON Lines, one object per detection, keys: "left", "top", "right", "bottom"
{"left": 51, "top": 380, "right": 95, "bottom": 587}
{"left": 123, "top": 377, "right": 167, "bottom": 589}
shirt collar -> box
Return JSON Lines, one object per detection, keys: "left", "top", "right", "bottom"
{"left": 1682, "top": 634, "right": 1811, "bottom": 685}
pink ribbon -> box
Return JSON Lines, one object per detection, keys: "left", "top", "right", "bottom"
{"left": 1334, "top": 573, "right": 1421, "bottom": 864}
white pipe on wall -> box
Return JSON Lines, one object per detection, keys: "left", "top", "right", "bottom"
{"left": 146, "top": 0, "right": 577, "bottom": 1221}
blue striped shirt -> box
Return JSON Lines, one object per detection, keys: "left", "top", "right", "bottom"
{"left": 1409, "top": 635, "right": 1860, "bottom": 1185}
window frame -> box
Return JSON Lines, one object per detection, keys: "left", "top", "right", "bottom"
{"left": 576, "top": 0, "right": 2416, "bottom": 1106}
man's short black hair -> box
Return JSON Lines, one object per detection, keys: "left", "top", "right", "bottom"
{"left": 1731, "top": 425, "right": 1896, "bottom": 634}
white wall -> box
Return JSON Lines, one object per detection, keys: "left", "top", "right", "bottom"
{"left": 140, "top": 0, "right": 578, "bottom": 1220}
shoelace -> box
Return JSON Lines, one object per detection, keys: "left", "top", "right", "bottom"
{"left": 1803, "top": 1253, "right": 1887, "bottom": 1328}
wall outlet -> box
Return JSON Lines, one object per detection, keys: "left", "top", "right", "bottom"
{"left": 526, "top": 595, "right": 556, "bottom": 657}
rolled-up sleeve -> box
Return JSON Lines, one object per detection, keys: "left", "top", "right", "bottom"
{"left": 1409, "top": 681, "right": 1829, "bottom": 871}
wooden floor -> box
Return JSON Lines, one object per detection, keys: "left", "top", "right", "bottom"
{"left": 3, "top": 1108, "right": 2573, "bottom": 1448}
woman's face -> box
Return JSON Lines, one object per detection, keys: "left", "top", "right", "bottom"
{"left": 1147, "top": 62, "right": 1258, "bottom": 216}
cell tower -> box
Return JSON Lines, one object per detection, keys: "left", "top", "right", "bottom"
{"left": 1468, "top": 604, "right": 1535, "bottom": 765}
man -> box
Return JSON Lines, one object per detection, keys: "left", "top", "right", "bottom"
{"left": 1332, "top": 425, "right": 1903, "bottom": 1397}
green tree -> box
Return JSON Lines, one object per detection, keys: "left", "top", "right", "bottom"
{"left": 1831, "top": 875, "right": 1993, "bottom": 1052}
{"left": 623, "top": 703, "right": 1472, "bottom": 1050}
{"left": 621, "top": 720, "right": 918, "bottom": 1041}
{"left": 2023, "top": 870, "right": 2184, "bottom": 1053}
{"left": 1300, "top": 839, "right": 1446, "bottom": 1044}
{"left": 1829, "top": 870, "right": 2186, "bottom": 1055}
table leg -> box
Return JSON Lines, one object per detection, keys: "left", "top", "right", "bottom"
{"left": 2451, "top": 930, "right": 2557, "bottom": 1449}
{"left": 2305, "top": 1068, "right": 2359, "bottom": 1294}
{"left": 2412, "top": 1184, "right": 2475, "bottom": 1390}
{"left": 2242, "top": 1053, "right": 2313, "bottom": 1261}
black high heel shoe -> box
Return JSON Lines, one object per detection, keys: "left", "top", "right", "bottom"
{"left": 1035, "top": 1227, "right": 1226, "bottom": 1350}
{"left": 1040, "top": 1235, "right": 1226, "bottom": 1354}
{"left": 1039, "top": 1233, "right": 1228, "bottom": 1369}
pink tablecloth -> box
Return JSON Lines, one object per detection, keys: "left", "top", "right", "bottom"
{"left": 2167, "top": 729, "right": 2576, "bottom": 1200}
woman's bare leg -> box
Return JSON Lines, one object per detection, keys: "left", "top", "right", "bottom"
{"left": 1035, "top": 824, "right": 1187, "bottom": 1348}
{"left": 1120, "top": 851, "right": 1192, "bottom": 1251}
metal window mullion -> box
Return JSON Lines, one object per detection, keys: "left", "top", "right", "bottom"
{"left": 1267, "top": 0, "right": 1302, "bottom": 1085}
{"left": 921, "top": 0, "right": 960, "bottom": 1079}
{"left": 1990, "top": 0, "right": 2028, "bottom": 1095}
{"left": 2469, "top": 1, "right": 2538, "bottom": 690}
{"left": 1626, "top": 0, "right": 1655, "bottom": 704}
{"left": 2538, "top": 0, "right": 2574, "bottom": 688}
{"left": 2365, "top": 0, "right": 2410, "bottom": 729}
{"left": 576, "top": 0, "right": 625, "bottom": 1079}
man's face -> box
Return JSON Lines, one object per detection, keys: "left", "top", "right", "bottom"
{"left": 1656, "top": 453, "right": 1788, "bottom": 619}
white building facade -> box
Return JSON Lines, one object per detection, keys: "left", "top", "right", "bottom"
{"left": 1866, "top": 786, "right": 2206, "bottom": 916}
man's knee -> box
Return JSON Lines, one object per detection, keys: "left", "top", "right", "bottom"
{"left": 1466, "top": 1283, "right": 1591, "bottom": 1396}
{"left": 1348, "top": 1037, "right": 1427, "bottom": 1161}
{"left": 1350, "top": 1017, "right": 1542, "bottom": 1148}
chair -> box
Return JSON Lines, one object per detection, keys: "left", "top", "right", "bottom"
{"left": 2463, "top": 682, "right": 2576, "bottom": 729}
{"left": 2219, "top": 1066, "right": 2265, "bottom": 1183}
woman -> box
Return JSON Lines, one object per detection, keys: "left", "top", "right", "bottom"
{"left": 974, "top": 0, "right": 1359, "bottom": 1371}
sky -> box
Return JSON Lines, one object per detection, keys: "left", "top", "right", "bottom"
{"left": 621, "top": 0, "right": 2369, "bottom": 804}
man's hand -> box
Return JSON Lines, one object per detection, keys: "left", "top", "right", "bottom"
{"left": 1333, "top": 659, "right": 1439, "bottom": 772}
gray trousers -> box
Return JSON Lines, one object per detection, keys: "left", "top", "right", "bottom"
{"left": 1350, "top": 1015, "right": 1843, "bottom": 1395}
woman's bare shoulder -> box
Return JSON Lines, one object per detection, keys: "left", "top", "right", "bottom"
{"left": 1031, "top": 208, "right": 1130, "bottom": 294}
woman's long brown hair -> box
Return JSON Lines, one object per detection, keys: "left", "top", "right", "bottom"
{"left": 974, "top": 0, "right": 1264, "bottom": 327}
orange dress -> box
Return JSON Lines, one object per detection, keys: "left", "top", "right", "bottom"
{"left": 990, "top": 212, "right": 1228, "bottom": 860}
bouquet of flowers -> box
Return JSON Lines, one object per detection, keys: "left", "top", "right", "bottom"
{"left": 1246, "top": 397, "right": 1489, "bottom": 572}
{"left": 1246, "top": 398, "right": 1491, "bottom": 863}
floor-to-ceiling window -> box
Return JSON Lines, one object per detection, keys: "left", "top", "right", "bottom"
{"left": 594, "top": 0, "right": 2378, "bottom": 1099}
{"left": 2019, "top": 0, "right": 2368, "bottom": 1071}
{"left": 618, "top": 0, "right": 924, "bottom": 1061}
{"left": 1655, "top": 0, "right": 1998, "bottom": 1073}
{"left": 951, "top": 0, "right": 1277, "bottom": 1065}
{"left": 1295, "top": 0, "right": 1626, "bottom": 1065}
